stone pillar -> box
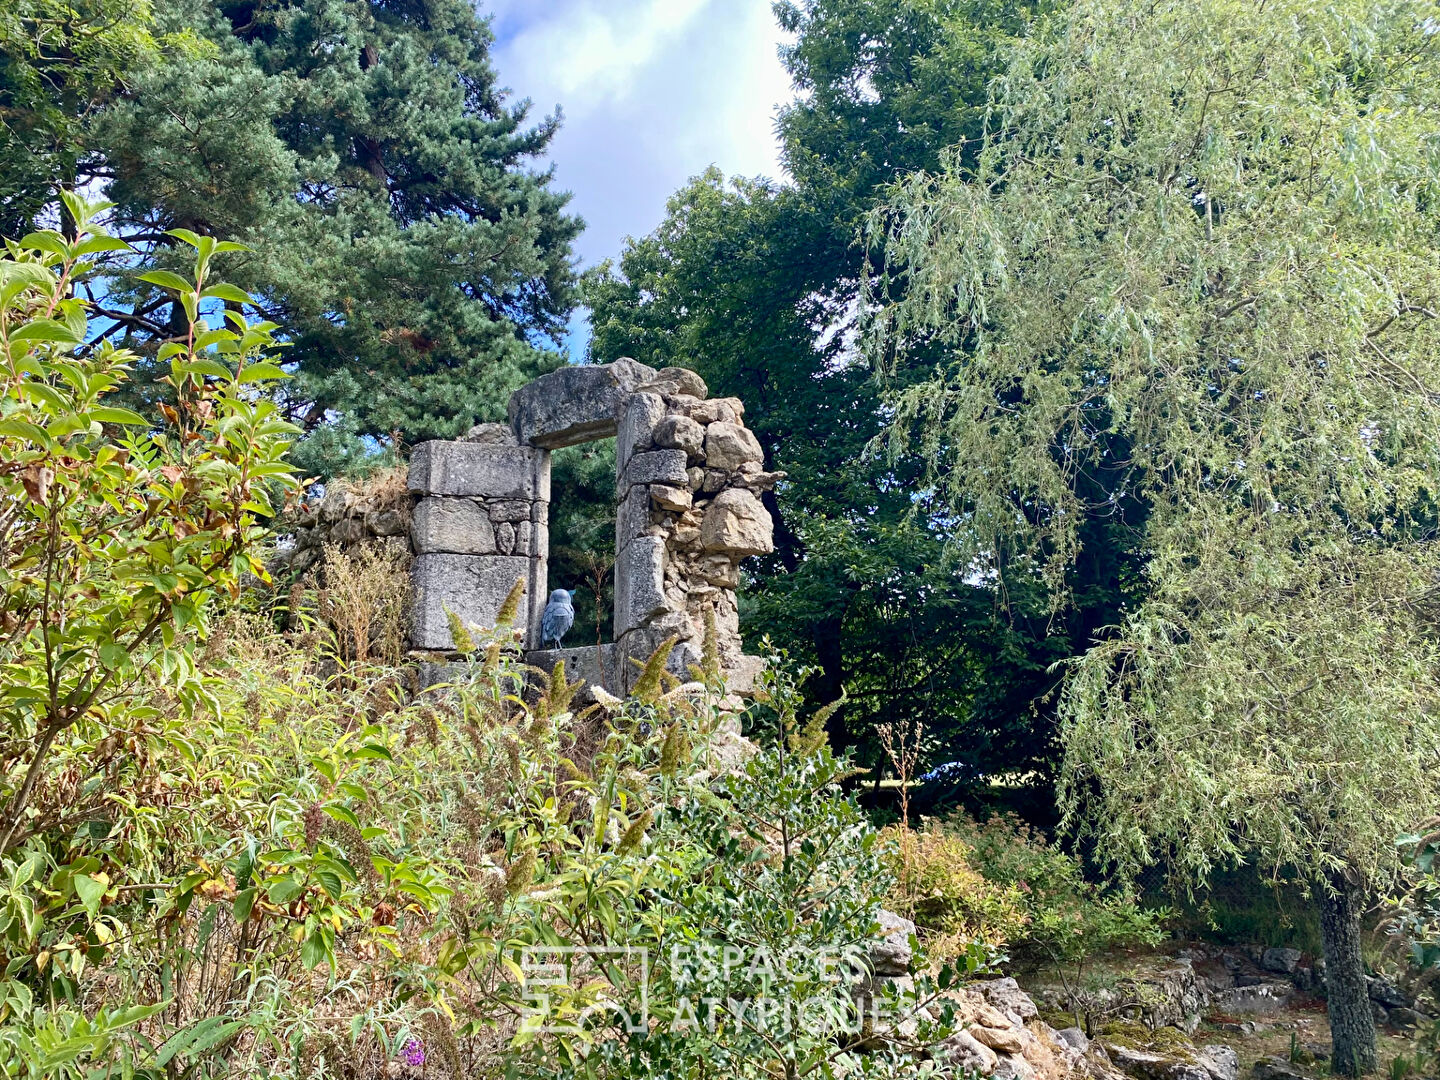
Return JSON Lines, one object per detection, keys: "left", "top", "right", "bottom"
{"left": 408, "top": 429, "right": 549, "bottom": 651}
{"left": 609, "top": 366, "right": 782, "bottom": 694}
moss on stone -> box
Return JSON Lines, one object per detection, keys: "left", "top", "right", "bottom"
{"left": 1097, "top": 1020, "right": 1199, "bottom": 1061}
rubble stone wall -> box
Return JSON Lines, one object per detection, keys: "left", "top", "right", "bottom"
{"left": 408, "top": 358, "right": 777, "bottom": 696}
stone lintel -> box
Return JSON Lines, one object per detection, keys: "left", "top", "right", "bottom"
{"left": 508, "top": 359, "right": 657, "bottom": 449}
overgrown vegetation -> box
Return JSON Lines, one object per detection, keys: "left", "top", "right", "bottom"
{"left": 0, "top": 215, "right": 986, "bottom": 1076}
{"left": 884, "top": 816, "right": 1166, "bottom": 988}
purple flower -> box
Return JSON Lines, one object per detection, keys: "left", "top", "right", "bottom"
{"left": 400, "top": 1037, "right": 425, "bottom": 1067}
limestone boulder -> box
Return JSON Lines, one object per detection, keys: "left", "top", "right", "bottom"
{"left": 319, "top": 484, "right": 354, "bottom": 523}
{"left": 654, "top": 414, "right": 705, "bottom": 457}
{"left": 365, "top": 507, "right": 407, "bottom": 537}
{"left": 644, "top": 366, "right": 708, "bottom": 399}
{"left": 465, "top": 422, "right": 519, "bottom": 445}
{"left": 870, "top": 909, "right": 915, "bottom": 976}
{"left": 976, "top": 978, "right": 1040, "bottom": 1023}
{"left": 1250, "top": 1062, "right": 1305, "bottom": 1080}
{"left": 704, "top": 421, "right": 764, "bottom": 471}
{"left": 1198, "top": 1046, "right": 1239, "bottom": 1080}
{"left": 650, "top": 485, "right": 692, "bottom": 512}
{"left": 936, "top": 1029, "right": 1001, "bottom": 1075}
{"left": 973, "top": 1025, "right": 1028, "bottom": 1055}
{"left": 700, "top": 488, "right": 774, "bottom": 557}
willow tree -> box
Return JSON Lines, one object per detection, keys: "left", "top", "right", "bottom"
{"left": 865, "top": 0, "right": 1440, "bottom": 1071}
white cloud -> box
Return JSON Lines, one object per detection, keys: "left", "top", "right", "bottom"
{"left": 489, "top": 0, "right": 792, "bottom": 270}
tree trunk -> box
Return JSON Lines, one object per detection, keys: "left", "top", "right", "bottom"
{"left": 1318, "top": 867, "right": 1377, "bottom": 1077}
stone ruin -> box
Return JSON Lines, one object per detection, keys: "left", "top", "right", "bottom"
{"left": 406, "top": 358, "right": 781, "bottom": 696}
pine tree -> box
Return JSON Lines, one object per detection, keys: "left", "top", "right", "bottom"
{"left": 81, "top": 0, "right": 581, "bottom": 473}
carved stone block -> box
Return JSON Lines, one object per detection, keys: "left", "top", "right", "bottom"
{"left": 614, "top": 535, "right": 668, "bottom": 637}
{"left": 411, "top": 497, "right": 496, "bottom": 555}
{"left": 409, "top": 440, "right": 549, "bottom": 501}
{"left": 411, "top": 554, "right": 534, "bottom": 650}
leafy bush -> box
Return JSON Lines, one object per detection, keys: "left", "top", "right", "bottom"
{"left": 886, "top": 814, "right": 1169, "bottom": 975}
{"left": 953, "top": 815, "right": 1170, "bottom": 968}
{"left": 1380, "top": 820, "right": 1440, "bottom": 1012}
{"left": 881, "top": 822, "right": 1029, "bottom": 952}
{"left": 0, "top": 201, "right": 302, "bottom": 1075}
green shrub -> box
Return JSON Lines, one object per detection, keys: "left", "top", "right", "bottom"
{"left": 885, "top": 814, "right": 1169, "bottom": 977}
{"left": 881, "top": 821, "right": 1030, "bottom": 951}
{"left": 953, "top": 814, "right": 1170, "bottom": 967}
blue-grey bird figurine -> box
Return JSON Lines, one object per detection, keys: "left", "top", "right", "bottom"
{"left": 541, "top": 589, "right": 575, "bottom": 649}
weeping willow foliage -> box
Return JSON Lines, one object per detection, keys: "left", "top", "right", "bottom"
{"left": 866, "top": 0, "right": 1440, "bottom": 888}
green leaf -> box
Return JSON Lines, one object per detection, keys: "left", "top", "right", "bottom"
{"left": 323, "top": 804, "right": 361, "bottom": 829}
{"left": 73, "top": 874, "right": 105, "bottom": 919}
{"left": 46, "top": 413, "right": 90, "bottom": 439}
{"left": 89, "top": 407, "right": 148, "bottom": 426}
{"left": 300, "top": 928, "right": 330, "bottom": 970}
{"left": 72, "top": 235, "right": 132, "bottom": 257}
{"left": 265, "top": 875, "right": 305, "bottom": 905}
{"left": 349, "top": 742, "right": 393, "bottom": 761}
{"left": 19, "top": 232, "right": 68, "bottom": 256}
{"left": 236, "top": 362, "right": 288, "bottom": 383}
{"left": 10, "top": 319, "right": 81, "bottom": 344}
{"left": 0, "top": 419, "right": 50, "bottom": 443}
{"left": 181, "top": 358, "right": 234, "bottom": 381}
{"left": 200, "top": 283, "right": 252, "bottom": 305}
{"left": 137, "top": 270, "right": 193, "bottom": 293}
{"left": 314, "top": 869, "right": 344, "bottom": 899}
{"left": 153, "top": 1015, "right": 242, "bottom": 1067}
{"left": 232, "top": 887, "right": 256, "bottom": 924}
{"left": 163, "top": 229, "right": 204, "bottom": 251}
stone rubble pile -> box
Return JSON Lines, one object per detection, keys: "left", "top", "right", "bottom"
{"left": 274, "top": 474, "right": 410, "bottom": 577}
{"left": 1177, "top": 942, "right": 1429, "bottom": 1030}
{"left": 863, "top": 911, "right": 1139, "bottom": 1080}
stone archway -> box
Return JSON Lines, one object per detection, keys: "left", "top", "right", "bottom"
{"left": 407, "top": 359, "right": 779, "bottom": 695}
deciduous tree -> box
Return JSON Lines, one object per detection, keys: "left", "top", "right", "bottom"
{"left": 587, "top": 0, "right": 1101, "bottom": 788}
{"left": 867, "top": 0, "right": 1440, "bottom": 1069}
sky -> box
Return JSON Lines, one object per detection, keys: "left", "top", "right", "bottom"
{"left": 485, "top": 0, "right": 795, "bottom": 359}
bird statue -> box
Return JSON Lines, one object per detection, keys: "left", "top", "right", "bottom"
{"left": 541, "top": 589, "right": 575, "bottom": 649}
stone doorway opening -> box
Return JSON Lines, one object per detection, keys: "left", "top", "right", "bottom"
{"left": 410, "top": 357, "right": 778, "bottom": 698}
{"left": 545, "top": 440, "right": 616, "bottom": 648}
